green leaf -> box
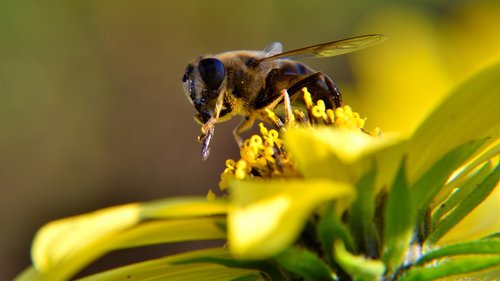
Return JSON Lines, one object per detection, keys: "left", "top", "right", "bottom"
{"left": 411, "top": 137, "right": 490, "bottom": 215}
{"left": 81, "top": 263, "right": 262, "bottom": 281}
{"left": 431, "top": 161, "right": 494, "bottom": 228}
{"left": 230, "top": 274, "right": 263, "bottom": 281}
{"left": 228, "top": 178, "right": 355, "bottom": 259}
{"left": 416, "top": 239, "right": 500, "bottom": 265}
{"left": 407, "top": 60, "right": 500, "bottom": 184}
{"left": 484, "top": 232, "right": 500, "bottom": 239}
{"left": 168, "top": 251, "right": 286, "bottom": 280}
{"left": 399, "top": 255, "right": 500, "bottom": 281}
{"left": 349, "top": 167, "right": 379, "bottom": 257}
{"left": 333, "top": 240, "right": 385, "bottom": 281}
{"left": 430, "top": 141, "right": 499, "bottom": 209}
{"left": 75, "top": 248, "right": 264, "bottom": 281}
{"left": 428, "top": 163, "right": 500, "bottom": 243}
{"left": 383, "top": 158, "right": 414, "bottom": 273}
{"left": 318, "top": 204, "right": 355, "bottom": 264}
{"left": 274, "top": 247, "right": 335, "bottom": 281}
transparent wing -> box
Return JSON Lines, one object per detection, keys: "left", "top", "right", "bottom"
{"left": 262, "top": 41, "right": 283, "bottom": 56}
{"left": 258, "top": 34, "right": 387, "bottom": 63}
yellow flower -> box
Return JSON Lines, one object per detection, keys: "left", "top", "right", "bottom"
{"left": 16, "top": 56, "right": 500, "bottom": 281}
{"left": 223, "top": 89, "right": 406, "bottom": 261}
{"left": 219, "top": 88, "right": 379, "bottom": 191}
{"left": 224, "top": 60, "right": 499, "bottom": 277}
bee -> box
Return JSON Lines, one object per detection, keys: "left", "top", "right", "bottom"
{"left": 181, "top": 34, "right": 387, "bottom": 160}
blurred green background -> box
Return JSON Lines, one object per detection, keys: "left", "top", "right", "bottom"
{"left": 1, "top": 0, "right": 499, "bottom": 279}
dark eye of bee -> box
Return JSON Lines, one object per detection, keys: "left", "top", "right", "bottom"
{"left": 198, "top": 58, "right": 226, "bottom": 90}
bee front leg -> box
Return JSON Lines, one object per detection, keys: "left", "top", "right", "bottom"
{"left": 199, "top": 117, "right": 217, "bottom": 160}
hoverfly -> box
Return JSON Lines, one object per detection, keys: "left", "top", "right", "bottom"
{"left": 182, "top": 34, "right": 386, "bottom": 159}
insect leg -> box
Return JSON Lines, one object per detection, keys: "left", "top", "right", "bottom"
{"left": 286, "top": 72, "right": 342, "bottom": 108}
{"left": 200, "top": 125, "right": 214, "bottom": 161}
{"left": 199, "top": 90, "right": 226, "bottom": 159}
{"left": 280, "top": 89, "right": 294, "bottom": 125}
{"left": 233, "top": 116, "right": 255, "bottom": 147}
{"left": 199, "top": 117, "right": 217, "bottom": 160}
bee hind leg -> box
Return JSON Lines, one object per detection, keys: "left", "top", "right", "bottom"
{"left": 286, "top": 72, "right": 342, "bottom": 108}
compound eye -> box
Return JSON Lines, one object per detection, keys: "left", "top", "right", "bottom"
{"left": 198, "top": 58, "right": 226, "bottom": 90}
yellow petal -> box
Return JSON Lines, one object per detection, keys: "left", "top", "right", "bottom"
{"left": 32, "top": 203, "right": 141, "bottom": 277}
{"left": 30, "top": 198, "right": 228, "bottom": 280}
{"left": 285, "top": 128, "right": 406, "bottom": 189}
{"left": 228, "top": 179, "right": 355, "bottom": 259}
{"left": 141, "top": 197, "right": 227, "bottom": 218}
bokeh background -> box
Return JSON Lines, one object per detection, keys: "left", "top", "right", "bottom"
{"left": 2, "top": 0, "right": 499, "bottom": 279}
